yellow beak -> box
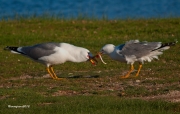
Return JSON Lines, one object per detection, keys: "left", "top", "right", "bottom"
{"left": 89, "top": 56, "right": 98, "bottom": 66}
{"left": 90, "top": 59, "right": 96, "bottom": 65}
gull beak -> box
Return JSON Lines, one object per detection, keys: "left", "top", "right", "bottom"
{"left": 88, "top": 55, "right": 98, "bottom": 66}
{"left": 98, "top": 52, "right": 103, "bottom": 56}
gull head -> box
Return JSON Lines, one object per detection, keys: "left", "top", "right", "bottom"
{"left": 100, "top": 44, "right": 115, "bottom": 55}
{"left": 95, "top": 44, "right": 115, "bottom": 65}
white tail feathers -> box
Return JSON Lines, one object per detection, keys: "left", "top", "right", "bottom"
{"left": 10, "top": 50, "right": 21, "bottom": 54}
{"left": 157, "top": 46, "right": 170, "bottom": 51}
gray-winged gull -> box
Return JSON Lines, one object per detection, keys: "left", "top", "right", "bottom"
{"left": 5, "top": 42, "right": 97, "bottom": 80}
{"left": 97, "top": 40, "right": 177, "bottom": 78}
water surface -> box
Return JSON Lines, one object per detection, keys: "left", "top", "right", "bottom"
{"left": 0, "top": 0, "right": 180, "bottom": 19}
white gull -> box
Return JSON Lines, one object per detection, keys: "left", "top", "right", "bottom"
{"left": 97, "top": 40, "right": 177, "bottom": 78}
{"left": 5, "top": 42, "right": 97, "bottom": 80}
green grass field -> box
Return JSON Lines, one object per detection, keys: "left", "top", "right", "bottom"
{"left": 0, "top": 18, "right": 180, "bottom": 113}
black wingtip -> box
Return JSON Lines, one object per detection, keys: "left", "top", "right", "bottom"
{"left": 4, "top": 46, "right": 19, "bottom": 52}
{"left": 4, "top": 46, "right": 10, "bottom": 50}
{"left": 161, "top": 40, "right": 178, "bottom": 47}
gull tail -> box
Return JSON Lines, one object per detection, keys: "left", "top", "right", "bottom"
{"left": 153, "top": 40, "right": 178, "bottom": 52}
{"left": 161, "top": 40, "right": 177, "bottom": 48}
{"left": 4, "top": 46, "right": 24, "bottom": 54}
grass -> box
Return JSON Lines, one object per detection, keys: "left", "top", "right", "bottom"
{"left": 0, "top": 17, "right": 180, "bottom": 113}
{"left": 1, "top": 94, "right": 180, "bottom": 114}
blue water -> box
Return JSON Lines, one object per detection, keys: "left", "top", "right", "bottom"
{"left": 0, "top": 0, "right": 180, "bottom": 20}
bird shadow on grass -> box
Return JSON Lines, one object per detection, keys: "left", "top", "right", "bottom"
{"left": 67, "top": 75, "right": 100, "bottom": 79}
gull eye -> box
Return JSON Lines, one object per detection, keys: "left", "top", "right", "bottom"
{"left": 87, "top": 52, "right": 91, "bottom": 58}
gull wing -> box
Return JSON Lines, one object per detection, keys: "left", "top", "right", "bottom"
{"left": 120, "top": 40, "right": 161, "bottom": 58}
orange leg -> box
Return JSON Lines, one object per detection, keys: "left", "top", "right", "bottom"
{"left": 49, "top": 66, "right": 63, "bottom": 80}
{"left": 135, "top": 63, "right": 142, "bottom": 77}
{"left": 46, "top": 67, "right": 56, "bottom": 79}
{"left": 121, "top": 64, "right": 134, "bottom": 79}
